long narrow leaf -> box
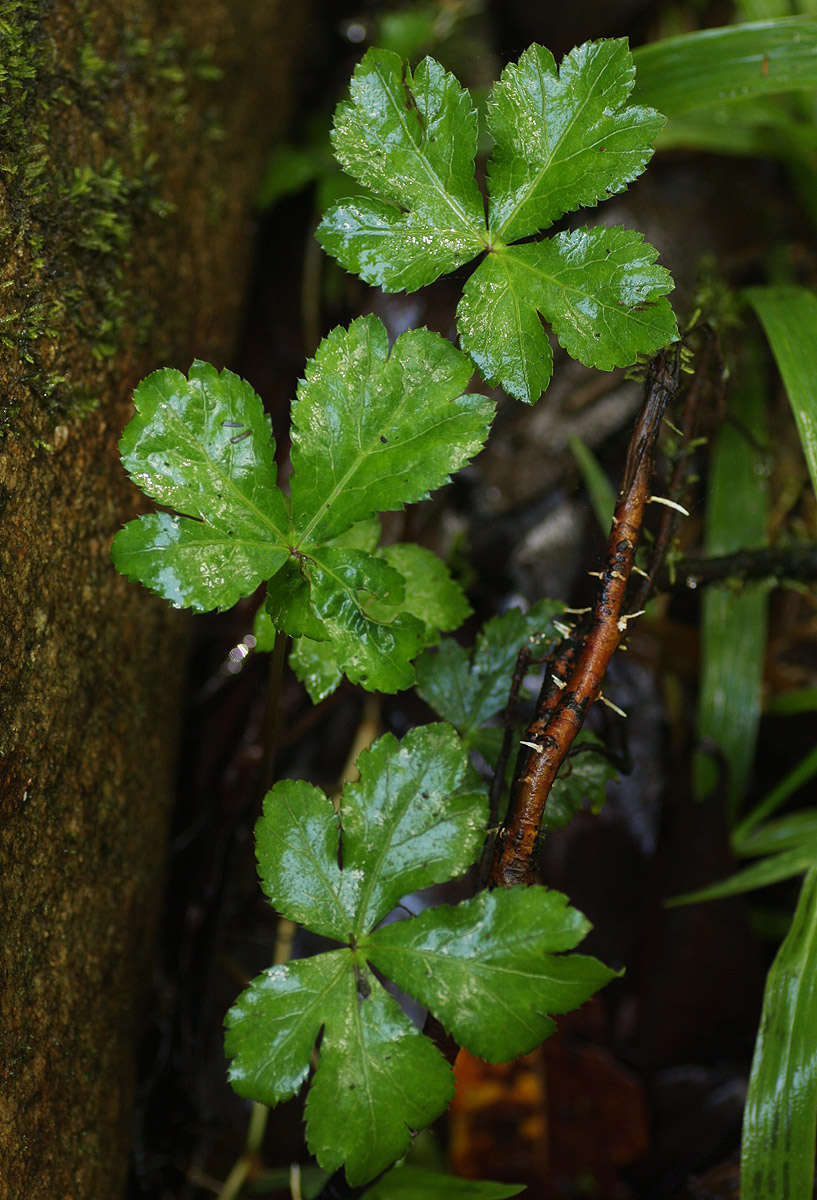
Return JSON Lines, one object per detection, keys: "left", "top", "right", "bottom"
{"left": 694, "top": 347, "right": 768, "bottom": 816}
{"left": 569, "top": 436, "right": 616, "bottom": 533}
{"left": 734, "top": 742, "right": 817, "bottom": 844}
{"left": 746, "top": 285, "right": 817, "bottom": 496}
{"left": 632, "top": 19, "right": 817, "bottom": 117}
{"left": 742, "top": 867, "right": 817, "bottom": 1200}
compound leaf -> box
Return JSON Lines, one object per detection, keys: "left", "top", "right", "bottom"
{"left": 227, "top": 726, "right": 614, "bottom": 1184}
{"left": 306, "top": 965, "right": 454, "bottom": 1185}
{"left": 290, "top": 317, "right": 494, "bottom": 545}
{"left": 458, "top": 228, "right": 677, "bottom": 402}
{"left": 415, "top": 599, "right": 564, "bottom": 742}
{"left": 290, "top": 636, "right": 343, "bottom": 703}
{"left": 225, "top": 950, "right": 352, "bottom": 1106}
{"left": 342, "top": 723, "right": 489, "bottom": 933}
{"left": 112, "top": 361, "right": 290, "bottom": 610}
{"left": 366, "top": 886, "right": 617, "bottom": 1061}
{"left": 317, "top": 49, "right": 487, "bottom": 291}
{"left": 487, "top": 39, "right": 665, "bottom": 244}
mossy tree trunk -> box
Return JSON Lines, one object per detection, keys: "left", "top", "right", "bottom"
{"left": 0, "top": 2, "right": 312, "bottom": 1194}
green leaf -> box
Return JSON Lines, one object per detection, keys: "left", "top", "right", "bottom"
{"left": 317, "top": 49, "right": 487, "bottom": 292}
{"left": 265, "top": 560, "right": 330, "bottom": 641}
{"left": 363, "top": 1165, "right": 525, "bottom": 1199}
{"left": 369, "top": 544, "right": 472, "bottom": 634}
{"left": 737, "top": 809, "right": 817, "bottom": 859}
{"left": 290, "top": 317, "right": 494, "bottom": 545}
{"left": 741, "top": 867, "right": 817, "bottom": 1200}
{"left": 632, "top": 18, "right": 817, "bottom": 118}
{"left": 367, "top": 886, "right": 617, "bottom": 1061}
{"left": 304, "top": 546, "right": 426, "bottom": 692}
{"left": 568, "top": 435, "right": 616, "bottom": 533}
{"left": 340, "top": 723, "right": 489, "bottom": 933}
{"left": 415, "top": 599, "right": 564, "bottom": 742}
{"left": 290, "top": 636, "right": 343, "bottom": 703}
{"left": 694, "top": 345, "right": 768, "bottom": 815}
{"left": 225, "top": 950, "right": 352, "bottom": 1105}
{"left": 305, "top": 966, "right": 454, "bottom": 1186}
{"left": 254, "top": 779, "right": 351, "bottom": 941}
{"left": 669, "top": 844, "right": 817, "bottom": 906}
{"left": 112, "top": 362, "right": 290, "bottom": 611}
{"left": 227, "top": 725, "right": 614, "bottom": 1183}
{"left": 734, "top": 742, "right": 817, "bottom": 846}
{"left": 745, "top": 285, "right": 817, "bottom": 496}
{"left": 458, "top": 229, "right": 677, "bottom": 403}
{"left": 487, "top": 40, "right": 664, "bottom": 244}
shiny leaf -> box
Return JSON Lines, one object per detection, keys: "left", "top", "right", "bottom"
{"left": 306, "top": 966, "right": 455, "bottom": 1186}
{"left": 366, "top": 886, "right": 617, "bottom": 1061}
{"left": 289, "top": 636, "right": 344, "bottom": 703}
{"left": 224, "top": 950, "right": 351, "bottom": 1105}
{"left": 487, "top": 39, "right": 664, "bottom": 243}
{"left": 254, "top": 780, "right": 351, "bottom": 941}
{"left": 746, "top": 285, "right": 817, "bottom": 496}
{"left": 458, "top": 229, "right": 677, "bottom": 402}
{"left": 290, "top": 316, "right": 494, "bottom": 545}
{"left": 227, "top": 725, "right": 613, "bottom": 1183}
{"left": 415, "top": 599, "right": 564, "bottom": 743}
{"left": 112, "top": 362, "right": 290, "bottom": 610}
{"left": 342, "top": 723, "right": 489, "bottom": 933}
{"left": 318, "top": 42, "right": 675, "bottom": 403}
{"left": 742, "top": 867, "right": 817, "bottom": 1200}
{"left": 304, "top": 546, "right": 426, "bottom": 693}
{"left": 317, "top": 49, "right": 487, "bottom": 291}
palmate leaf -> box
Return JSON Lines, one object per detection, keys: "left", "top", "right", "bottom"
{"left": 114, "top": 320, "right": 494, "bottom": 694}
{"left": 319, "top": 40, "right": 677, "bottom": 403}
{"left": 112, "top": 362, "right": 290, "bottom": 611}
{"left": 225, "top": 723, "right": 614, "bottom": 1185}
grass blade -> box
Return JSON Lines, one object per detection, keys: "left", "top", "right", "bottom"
{"left": 746, "top": 285, "right": 817, "bottom": 496}
{"left": 694, "top": 349, "right": 769, "bottom": 817}
{"left": 632, "top": 19, "right": 817, "bottom": 117}
{"left": 742, "top": 867, "right": 817, "bottom": 1199}
{"left": 568, "top": 435, "right": 616, "bottom": 533}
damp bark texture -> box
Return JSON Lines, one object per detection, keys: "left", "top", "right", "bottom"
{"left": 0, "top": 2, "right": 312, "bottom": 1195}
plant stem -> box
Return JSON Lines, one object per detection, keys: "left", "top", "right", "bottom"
{"left": 490, "top": 350, "right": 680, "bottom": 887}
{"left": 261, "top": 630, "right": 289, "bottom": 796}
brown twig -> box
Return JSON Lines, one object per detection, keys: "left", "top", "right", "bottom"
{"left": 489, "top": 350, "right": 681, "bottom": 888}
{"left": 630, "top": 332, "right": 719, "bottom": 612}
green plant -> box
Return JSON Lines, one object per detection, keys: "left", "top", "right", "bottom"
{"left": 113, "top": 34, "right": 673, "bottom": 1193}
{"left": 113, "top": 21, "right": 817, "bottom": 1198}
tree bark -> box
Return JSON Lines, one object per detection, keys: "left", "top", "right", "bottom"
{"left": 0, "top": 2, "right": 312, "bottom": 1195}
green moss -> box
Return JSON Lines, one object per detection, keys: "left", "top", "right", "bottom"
{"left": 0, "top": 1, "right": 223, "bottom": 431}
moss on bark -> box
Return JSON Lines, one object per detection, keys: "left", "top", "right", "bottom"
{"left": 0, "top": 1, "right": 313, "bottom": 1193}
